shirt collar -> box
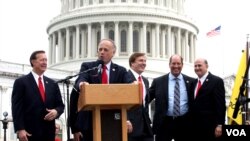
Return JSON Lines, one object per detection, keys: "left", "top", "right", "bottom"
{"left": 130, "top": 69, "right": 141, "bottom": 80}
{"left": 198, "top": 71, "right": 209, "bottom": 84}
{"left": 169, "top": 73, "right": 182, "bottom": 80}
{"left": 104, "top": 62, "right": 111, "bottom": 70}
{"left": 31, "top": 71, "right": 44, "bottom": 80}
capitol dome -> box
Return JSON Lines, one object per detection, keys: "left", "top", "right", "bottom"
{"left": 47, "top": 0, "right": 199, "bottom": 79}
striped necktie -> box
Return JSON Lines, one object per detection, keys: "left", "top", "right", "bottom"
{"left": 173, "top": 77, "right": 180, "bottom": 116}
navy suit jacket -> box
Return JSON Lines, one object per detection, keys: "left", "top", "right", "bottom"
{"left": 127, "top": 70, "right": 153, "bottom": 137}
{"left": 70, "top": 61, "right": 132, "bottom": 134}
{"left": 148, "top": 73, "right": 194, "bottom": 134}
{"left": 11, "top": 72, "right": 65, "bottom": 139}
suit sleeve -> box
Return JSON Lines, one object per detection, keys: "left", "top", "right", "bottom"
{"left": 69, "top": 85, "right": 81, "bottom": 133}
{"left": 54, "top": 82, "right": 65, "bottom": 118}
{"left": 11, "top": 78, "right": 25, "bottom": 132}
{"left": 75, "top": 62, "right": 96, "bottom": 90}
{"left": 214, "top": 78, "right": 226, "bottom": 124}
{"left": 148, "top": 79, "right": 156, "bottom": 103}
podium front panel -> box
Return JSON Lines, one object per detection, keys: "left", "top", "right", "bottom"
{"left": 78, "top": 84, "right": 142, "bottom": 111}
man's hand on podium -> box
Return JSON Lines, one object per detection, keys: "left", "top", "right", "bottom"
{"left": 79, "top": 82, "right": 89, "bottom": 91}
{"left": 127, "top": 120, "right": 133, "bottom": 133}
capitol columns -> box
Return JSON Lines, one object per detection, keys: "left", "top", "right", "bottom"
{"left": 81, "top": 28, "right": 86, "bottom": 58}
{"left": 155, "top": 23, "right": 160, "bottom": 58}
{"left": 65, "top": 27, "right": 70, "bottom": 61}
{"left": 161, "top": 26, "right": 167, "bottom": 58}
{"left": 167, "top": 25, "right": 172, "bottom": 58}
{"left": 190, "top": 34, "right": 195, "bottom": 62}
{"left": 176, "top": 27, "right": 181, "bottom": 55}
{"left": 87, "top": 23, "right": 92, "bottom": 58}
{"left": 57, "top": 30, "right": 62, "bottom": 62}
{"left": 114, "top": 21, "right": 119, "bottom": 57}
{"left": 142, "top": 22, "right": 147, "bottom": 53}
{"left": 128, "top": 21, "right": 133, "bottom": 55}
{"left": 75, "top": 25, "right": 80, "bottom": 59}
{"left": 48, "top": 34, "right": 52, "bottom": 64}
{"left": 184, "top": 30, "right": 189, "bottom": 62}
{"left": 101, "top": 22, "right": 105, "bottom": 40}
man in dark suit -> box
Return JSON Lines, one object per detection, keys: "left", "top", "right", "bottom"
{"left": 127, "top": 52, "right": 153, "bottom": 141}
{"left": 148, "top": 54, "right": 194, "bottom": 141}
{"left": 69, "top": 39, "right": 132, "bottom": 141}
{"left": 190, "top": 58, "right": 225, "bottom": 141}
{"left": 11, "top": 50, "right": 65, "bottom": 141}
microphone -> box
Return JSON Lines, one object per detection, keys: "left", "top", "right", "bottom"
{"left": 96, "top": 59, "right": 104, "bottom": 66}
{"left": 97, "top": 63, "right": 102, "bottom": 74}
{"left": 56, "top": 60, "right": 105, "bottom": 83}
{"left": 96, "top": 59, "right": 104, "bottom": 73}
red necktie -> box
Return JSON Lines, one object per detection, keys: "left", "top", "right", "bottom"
{"left": 38, "top": 76, "right": 45, "bottom": 102}
{"left": 195, "top": 80, "right": 201, "bottom": 97}
{"left": 138, "top": 76, "right": 144, "bottom": 102}
{"left": 102, "top": 65, "right": 108, "bottom": 84}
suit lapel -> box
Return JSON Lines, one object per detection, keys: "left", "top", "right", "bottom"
{"left": 128, "top": 70, "right": 136, "bottom": 81}
{"left": 109, "top": 63, "right": 117, "bottom": 83}
{"left": 28, "top": 73, "right": 45, "bottom": 103}
{"left": 43, "top": 76, "right": 49, "bottom": 103}
{"left": 195, "top": 73, "right": 211, "bottom": 99}
{"left": 28, "top": 73, "right": 40, "bottom": 94}
{"left": 162, "top": 74, "right": 169, "bottom": 104}
{"left": 200, "top": 74, "right": 211, "bottom": 92}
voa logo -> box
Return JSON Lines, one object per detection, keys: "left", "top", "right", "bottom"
{"left": 226, "top": 129, "right": 246, "bottom": 136}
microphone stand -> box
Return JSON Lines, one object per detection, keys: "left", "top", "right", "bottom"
{"left": 0, "top": 112, "right": 11, "bottom": 141}
{"left": 56, "top": 67, "right": 98, "bottom": 141}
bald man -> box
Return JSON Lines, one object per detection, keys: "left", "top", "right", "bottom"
{"left": 190, "top": 58, "right": 226, "bottom": 141}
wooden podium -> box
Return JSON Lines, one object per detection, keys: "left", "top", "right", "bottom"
{"left": 78, "top": 83, "right": 142, "bottom": 141}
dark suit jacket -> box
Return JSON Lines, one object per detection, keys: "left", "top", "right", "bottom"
{"left": 148, "top": 73, "right": 194, "bottom": 134}
{"left": 11, "top": 72, "right": 65, "bottom": 140}
{"left": 127, "top": 70, "right": 153, "bottom": 137}
{"left": 70, "top": 61, "right": 132, "bottom": 135}
{"left": 190, "top": 72, "right": 226, "bottom": 138}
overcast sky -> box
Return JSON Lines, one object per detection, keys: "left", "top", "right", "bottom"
{"left": 1, "top": 0, "right": 250, "bottom": 77}
{"left": 0, "top": 0, "right": 60, "bottom": 64}
{"left": 186, "top": 0, "right": 250, "bottom": 76}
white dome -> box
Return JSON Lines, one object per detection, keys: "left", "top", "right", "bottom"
{"left": 47, "top": 0, "right": 199, "bottom": 78}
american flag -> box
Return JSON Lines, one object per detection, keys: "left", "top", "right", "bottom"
{"left": 206, "top": 25, "right": 221, "bottom": 37}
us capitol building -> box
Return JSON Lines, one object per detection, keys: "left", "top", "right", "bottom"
{"left": 0, "top": 0, "right": 233, "bottom": 140}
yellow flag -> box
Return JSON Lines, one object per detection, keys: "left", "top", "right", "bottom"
{"left": 227, "top": 50, "right": 246, "bottom": 125}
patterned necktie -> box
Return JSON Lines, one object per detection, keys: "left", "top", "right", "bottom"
{"left": 195, "top": 80, "right": 201, "bottom": 97}
{"left": 102, "top": 65, "right": 108, "bottom": 84}
{"left": 173, "top": 77, "right": 180, "bottom": 116}
{"left": 38, "top": 76, "right": 45, "bottom": 102}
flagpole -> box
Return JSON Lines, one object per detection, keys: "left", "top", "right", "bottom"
{"left": 244, "top": 34, "right": 249, "bottom": 124}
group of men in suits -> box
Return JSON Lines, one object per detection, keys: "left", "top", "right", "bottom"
{"left": 11, "top": 39, "right": 225, "bottom": 141}
{"left": 68, "top": 39, "right": 226, "bottom": 141}
{"left": 148, "top": 55, "right": 225, "bottom": 141}
{"left": 69, "top": 39, "right": 154, "bottom": 141}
